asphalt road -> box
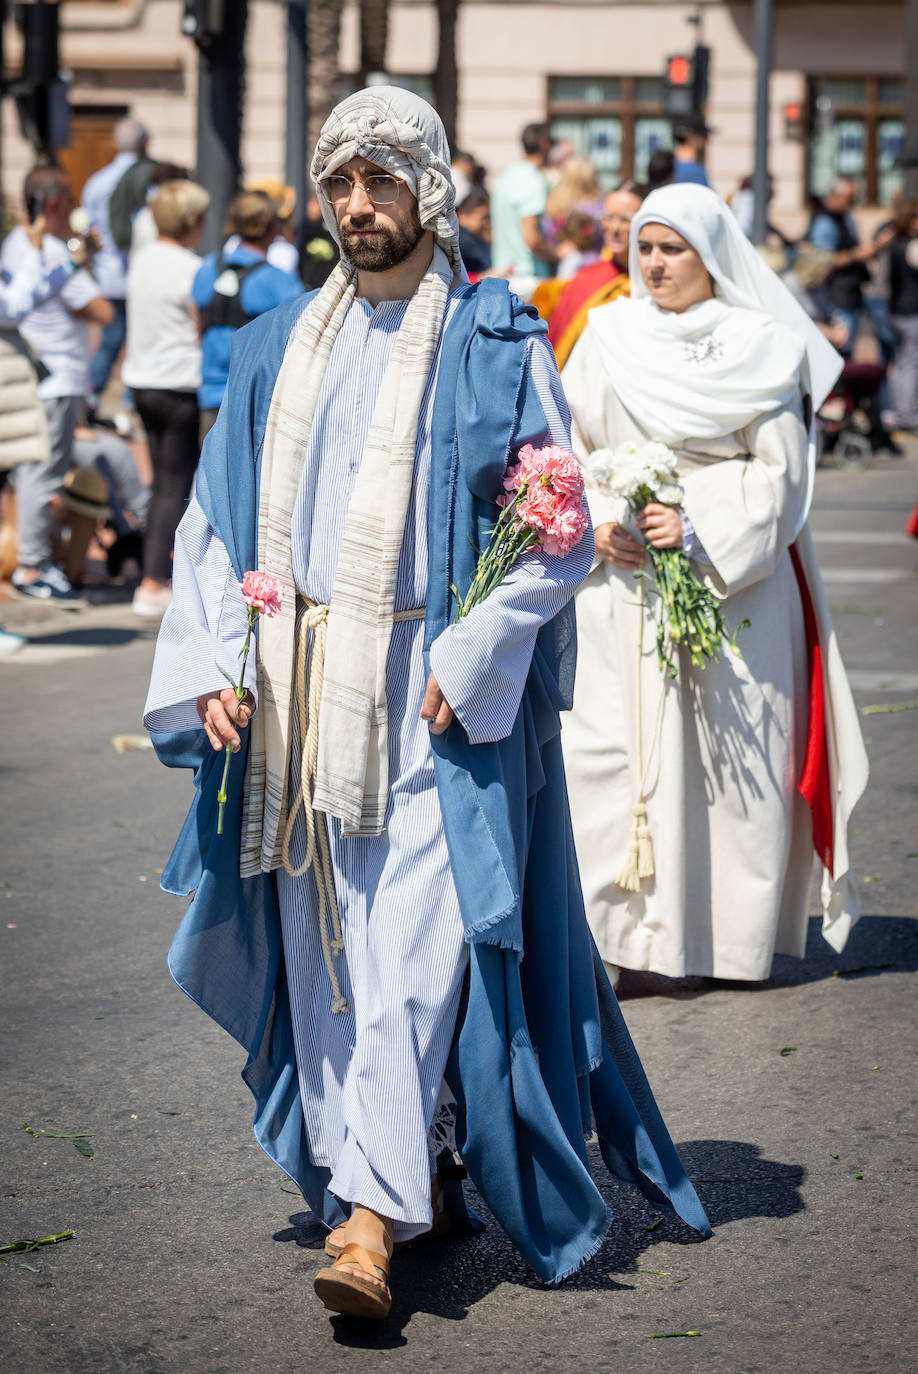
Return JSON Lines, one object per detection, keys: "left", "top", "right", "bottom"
{"left": 1, "top": 447, "right": 916, "bottom": 1374}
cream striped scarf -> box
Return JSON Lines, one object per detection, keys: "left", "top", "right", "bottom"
{"left": 240, "top": 248, "right": 452, "bottom": 875}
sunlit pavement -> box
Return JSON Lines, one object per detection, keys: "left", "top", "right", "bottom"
{"left": 1, "top": 442, "right": 916, "bottom": 1373}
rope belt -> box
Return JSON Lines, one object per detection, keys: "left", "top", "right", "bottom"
{"left": 280, "top": 595, "right": 426, "bottom": 1013}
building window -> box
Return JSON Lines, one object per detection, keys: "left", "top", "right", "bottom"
{"left": 547, "top": 76, "right": 671, "bottom": 188}
{"left": 808, "top": 77, "right": 903, "bottom": 207}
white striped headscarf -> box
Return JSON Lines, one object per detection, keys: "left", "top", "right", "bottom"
{"left": 311, "top": 84, "right": 463, "bottom": 276}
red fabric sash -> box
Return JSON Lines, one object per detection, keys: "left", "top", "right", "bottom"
{"left": 789, "top": 543, "right": 834, "bottom": 874}
{"left": 547, "top": 259, "right": 622, "bottom": 351}
{"left": 906, "top": 496, "right": 918, "bottom": 539}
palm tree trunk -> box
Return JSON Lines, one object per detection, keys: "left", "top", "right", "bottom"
{"left": 434, "top": 0, "right": 459, "bottom": 152}
{"left": 358, "top": 0, "right": 389, "bottom": 87}
{"left": 308, "top": 0, "right": 344, "bottom": 156}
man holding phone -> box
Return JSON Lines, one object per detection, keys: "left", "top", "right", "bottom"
{"left": 1, "top": 166, "right": 112, "bottom": 599}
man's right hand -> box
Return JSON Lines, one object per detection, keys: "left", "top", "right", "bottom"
{"left": 197, "top": 688, "right": 255, "bottom": 752}
{"left": 594, "top": 521, "right": 645, "bottom": 569}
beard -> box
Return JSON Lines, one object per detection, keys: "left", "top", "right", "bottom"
{"left": 340, "top": 207, "right": 426, "bottom": 272}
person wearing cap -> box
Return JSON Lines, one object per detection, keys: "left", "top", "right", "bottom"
{"left": 192, "top": 191, "right": 302, "bottom": 439}
{"left": 142, "top": 87, "right": 710, "bottom": 1321}
{"left": 672, "top": 115, "right": 711, "bottom": 187}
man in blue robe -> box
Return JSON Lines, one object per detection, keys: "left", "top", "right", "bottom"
{"left": 144, "top": 87, "right": 710, "bottom": 1323}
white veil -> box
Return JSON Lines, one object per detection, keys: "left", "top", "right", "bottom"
{"left": 629, "top": 183, "right": 843, "bottom": 411}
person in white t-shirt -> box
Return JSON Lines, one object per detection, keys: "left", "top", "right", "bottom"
{"left": 122, "top": 178, "right": 209, "bottom": 617}
{"left": 1, "top": 166, "right": 113, "bottom": 600}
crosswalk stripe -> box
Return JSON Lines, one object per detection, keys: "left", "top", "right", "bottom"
{"left": 847, "top": 669, "right": 918, "bottom": 693}
{"left": 812, "top": 530, "right": 913, "bottom": 545}
{"left": 820, "top": 569, "right": 909, "bottom": 584}
{"left": 0, "top": 644, "right": 102, "bottom": 666}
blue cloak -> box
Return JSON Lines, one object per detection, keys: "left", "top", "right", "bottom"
{"left": 152, "top": 281, "right": 711, "bottom": 1286}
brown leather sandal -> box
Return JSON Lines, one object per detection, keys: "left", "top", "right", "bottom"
{"left": 313, "top": 1241, "right": 392, "bottom": 1319}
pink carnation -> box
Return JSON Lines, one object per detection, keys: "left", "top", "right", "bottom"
{"left": 539, "top": 497, "right": 590, "bottom": 557}
{"left": 516, "top": 483, "right": 589, "bottom": 558}
{"left": 240, "top": 570, "right": 285, "bottom": 618}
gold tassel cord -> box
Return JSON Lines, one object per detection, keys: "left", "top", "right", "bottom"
{"left": 616, "top": 582, "right": 666, "bottom": 893}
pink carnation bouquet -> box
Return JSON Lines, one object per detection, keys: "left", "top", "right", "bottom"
{"left": 454, "top": 444, "right": 589, "bottom": 620}
{"left": 214, "top": 570, "right": 284, "bottom": 835}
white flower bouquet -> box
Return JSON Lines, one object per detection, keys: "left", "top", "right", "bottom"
{"left": 591, "top": 440, "right": 748, "bottom": 677}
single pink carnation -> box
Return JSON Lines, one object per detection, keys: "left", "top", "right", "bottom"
{"left": 240, "top": 570, "right": 285, "bottom": 617}
{"left": 540, "top": 497, "right": 590, "bottom": 556}
{"left": 517, "top": 482, "right": 559, "bottom": 534}
{"left": 535, "top": 447, "right": 585, "bottom": 499}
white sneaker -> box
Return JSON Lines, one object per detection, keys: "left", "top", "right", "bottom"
{"left": 131, "top": 585, "right": 172, "bottom": 618}
{"left": 0, "top": 628, "right": 25, "bottom": 656}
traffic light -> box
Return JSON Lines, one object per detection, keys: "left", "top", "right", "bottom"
{"left": 181, "top": 0, "right": 227, "bottom": 49}
{"left": 783, "top": 101, "right": 805, "bottom": 142}
{"left": 664, "top": 46, "right": 711, "bottom": 119}
{"left": 664, "top": 53, "right": 695, "bottom": 118}
{"left": 13, "top": 0, "right": 69, "bottom": 154}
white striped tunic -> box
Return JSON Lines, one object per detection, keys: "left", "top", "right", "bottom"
{"left": 145, "top": 286, "right": 590, "bottom": 1240}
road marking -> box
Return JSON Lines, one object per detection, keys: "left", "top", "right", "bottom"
{"left": 811, "top": 530, "right": 913, "bottom": 545}
{"left": 820, "top": 569, "right": 909, "bottom": 584}
{"left": 847, "top": 670, "right": 918, "bottom": 693}
{"left": 0, "top": 644, "right": 101, "bottom": 666}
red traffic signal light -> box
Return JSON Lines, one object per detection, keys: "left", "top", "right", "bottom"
{"left": 783, "top": 100, "right": 804, "bottom": 141}
{"left": 667, "top": 55, "right": 692, "bottom": 86}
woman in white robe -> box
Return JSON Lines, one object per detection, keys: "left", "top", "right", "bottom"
{"left": 561, "top": 184, "right": 868, "bottom": 983}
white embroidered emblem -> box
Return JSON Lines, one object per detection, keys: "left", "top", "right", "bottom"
{"left": 684, "top": 335, "right": 724, "bottom": 365}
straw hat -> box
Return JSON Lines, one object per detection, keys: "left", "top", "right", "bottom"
{"left": 59, "top": 465, "right": 110, "bottom": 520}
{"left": 245, "top": 177, "right": 296, "bottom": 221}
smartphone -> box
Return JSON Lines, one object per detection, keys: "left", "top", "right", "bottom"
{"left": 26, "top": 190, "right": 45, "bottom": 222}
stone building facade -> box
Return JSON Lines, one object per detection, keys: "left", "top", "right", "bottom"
{"left": 0, "top": 1, "right": 900, "bottom": 234}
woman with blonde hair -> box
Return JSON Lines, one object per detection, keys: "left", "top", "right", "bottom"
{"left": 543, "top": 156, "right": 604, "bottom": 247}
{"left": 562, "top": 183, "right": 868, "bottom": 987}
{"left": 123, "top": 179, "right": 210, "bottom": 616}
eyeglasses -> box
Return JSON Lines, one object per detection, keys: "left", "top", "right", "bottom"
{"left": 324, "top": 173, "right": 401, "bottom": 206}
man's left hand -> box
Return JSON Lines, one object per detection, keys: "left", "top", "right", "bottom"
{"left": 421, "top": 672, "right": 454, "bottom": 734}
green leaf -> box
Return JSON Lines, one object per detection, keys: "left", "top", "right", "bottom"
{"left": 853, "top": 1170, "right": 864, "bottom": 1180}
{"left": 0, "top": 1231, "right": 74, "bottom": 1255}
{"left": 647, "top": 1331, "right": 701, "bottom": 1339}
{"left": 216, "top": 662, "right": 239, "bottom": 689}
{"left": 833, "top": 962, "right": 893, "bottom": 977}
{"left": 830, "top": 1153, "right": 839, "bottom": 1159}
{"left": 72, "top": 1137, "right": 94, "bottom": 1159}
{"left": 861, "top": 699, "right": 918, "bottom": 716}
{"left": 780, "top": 1046, "right": 797, "bottom": 1056}
{"left": 643, "top": 1215, "right": 664, "bottom": 1233}
{"left": 863, "top": 874, "right": 882, "bottom": 883}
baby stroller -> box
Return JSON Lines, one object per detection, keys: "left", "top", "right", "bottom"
{"left": 815, "top": 360, "right": 888, "bottom": 469}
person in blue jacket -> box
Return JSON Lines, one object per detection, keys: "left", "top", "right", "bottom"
{"left": 144, "top": 87, "right": 711, "bottom": 1324}
{"left": 192, "top": 190, "right": 302, "bottom": 440}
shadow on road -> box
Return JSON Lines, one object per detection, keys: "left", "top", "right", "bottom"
{"left": 272, "top": 1135, "right": 805, "bottom": 1348}
{"left": 20, "top": 625, "right": 145, "bottom": 649}
{"left": 615, "top": 915, "right": 918, "bottom": 1000}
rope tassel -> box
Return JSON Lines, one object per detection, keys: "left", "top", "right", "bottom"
{"left": 617, "top": 800, "right": 655, "bottom": 892}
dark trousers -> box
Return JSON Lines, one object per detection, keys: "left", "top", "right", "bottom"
{"left": 133, "top": 387, "right": 199, "bottom": 582}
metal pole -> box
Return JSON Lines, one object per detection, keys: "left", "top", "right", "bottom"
{"left": 752, "top": 0, "right": 774, "bottom": 245}
{"left": 285, "top": 0, "right": 308, "bottom": 232}
{"left": 195, "top": 1, "right": 248, "bottom": 254}
{"left": 904, "top": 0, "right": 918, "bottom": 198}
